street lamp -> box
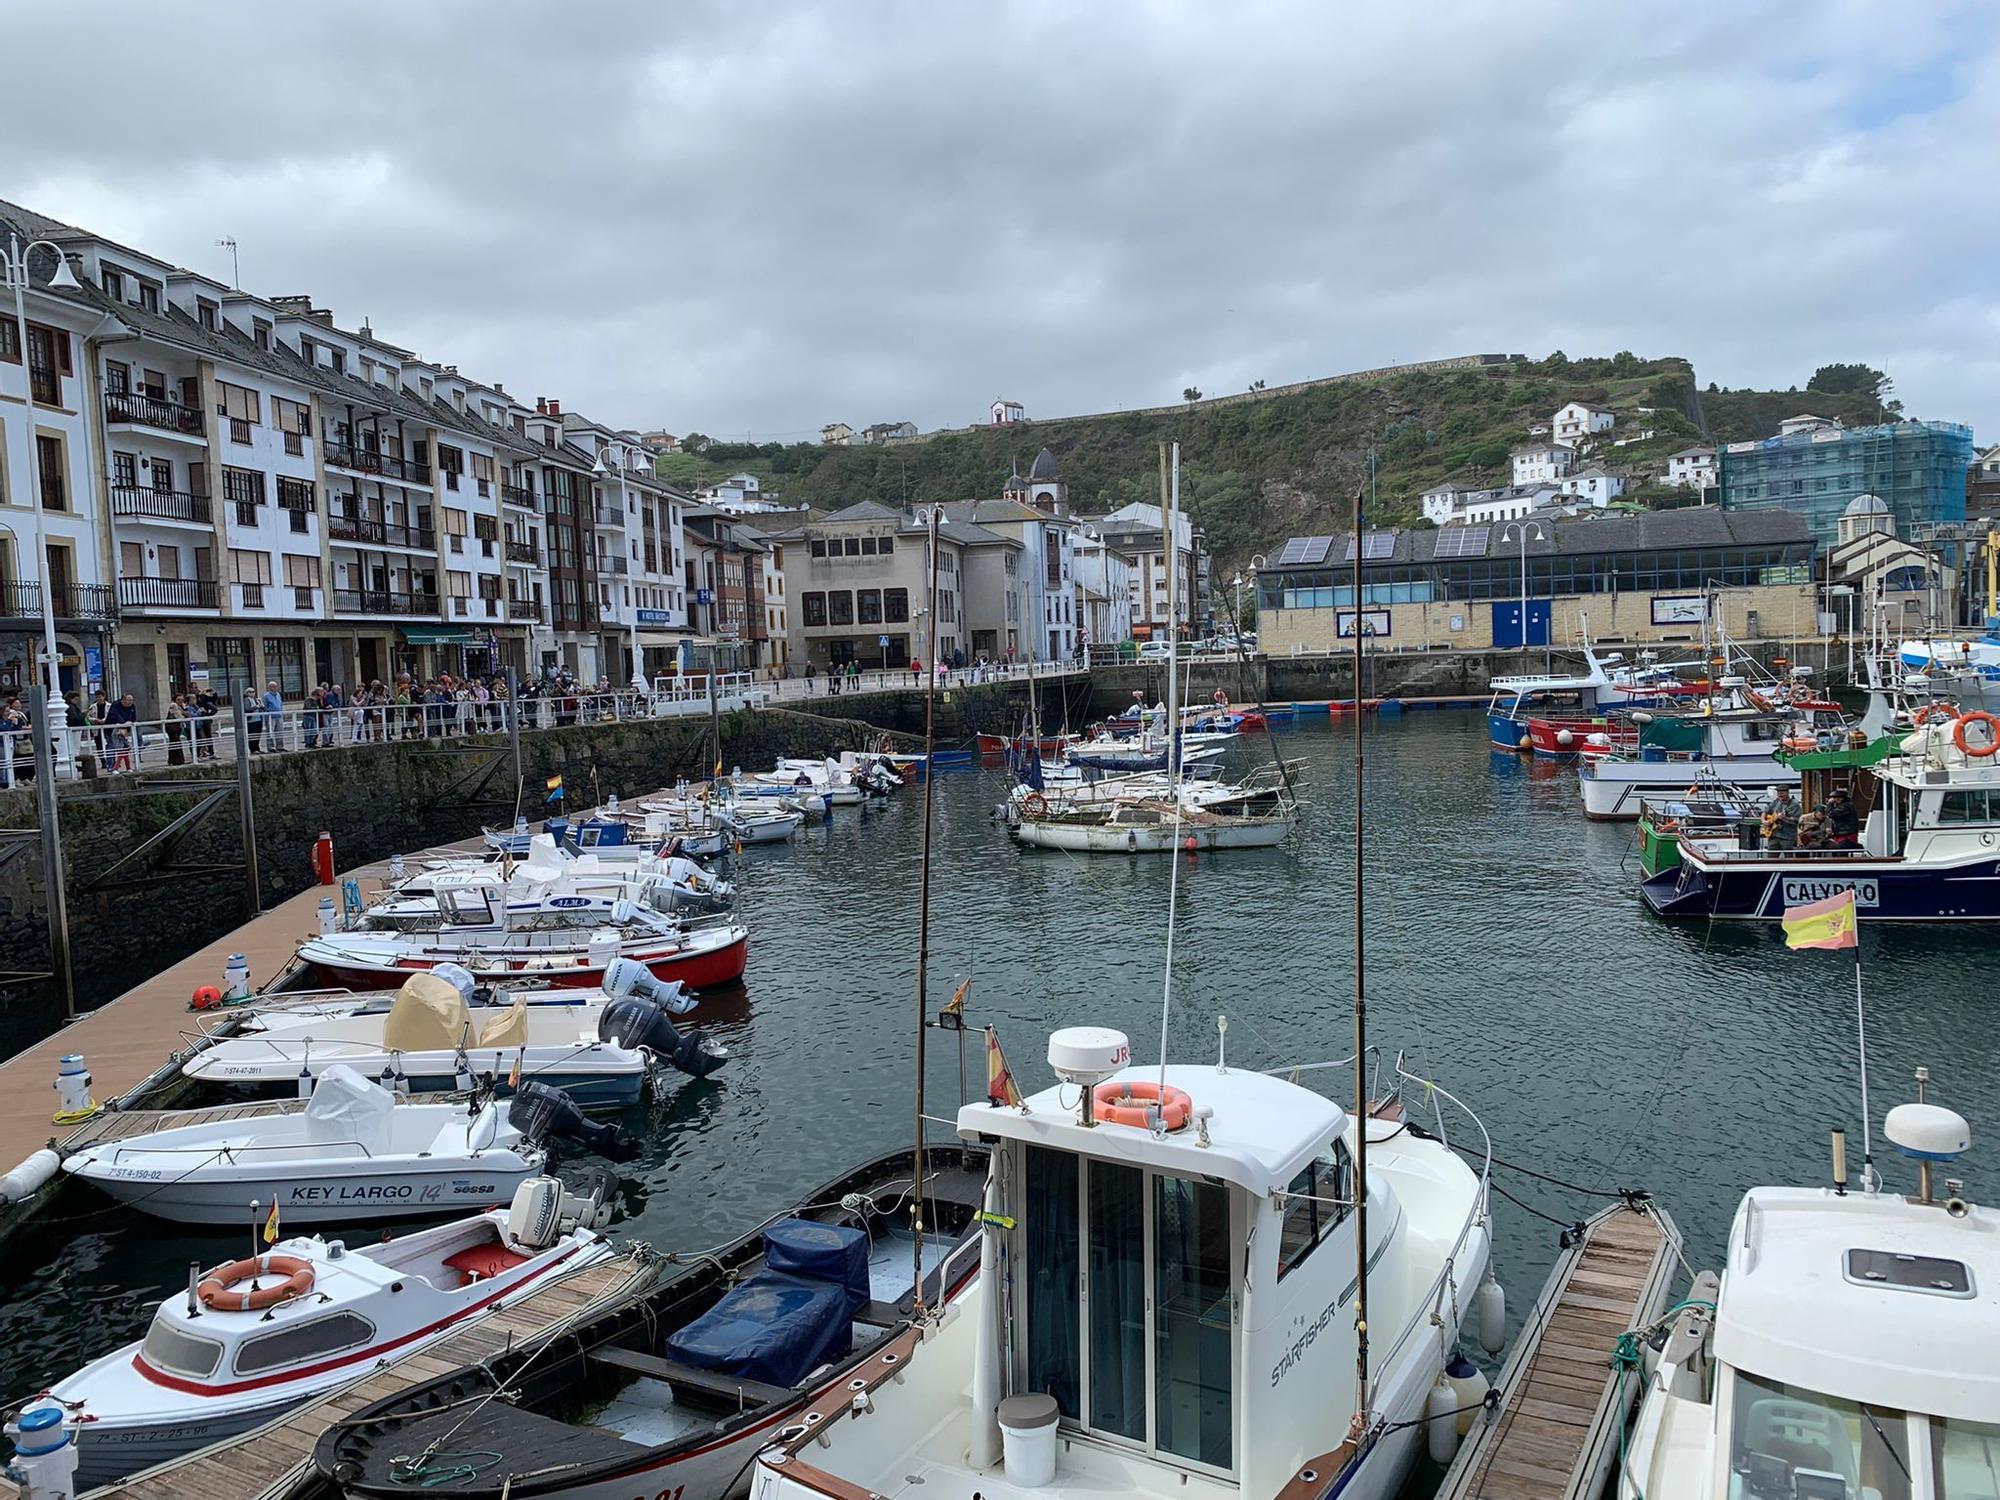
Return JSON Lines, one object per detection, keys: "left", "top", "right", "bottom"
{"left": 590, "top": 441, "right": 649, "bottom": 691}
{"left": 3, "top": 233, "right": 83, "bottom": 774}
{"left": 1498, "top": 518, "right": 1548, "bottom": 650}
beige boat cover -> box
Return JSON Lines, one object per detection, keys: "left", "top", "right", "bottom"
{"left": 476, "top": 995, "right": 530, "bottom": 1049}
{"left": 382, "top": 972, "right": 474, "bottom": 1053}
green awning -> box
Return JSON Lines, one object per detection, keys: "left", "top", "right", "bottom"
{"left": 1778, "top": 733, "right": 1907, "bottom": 770}
{"left": 1638, "top": 719, "right": 1706, "bottom": 755}
{"left": 399, "top": 626, "right": 478, "bottom": 645}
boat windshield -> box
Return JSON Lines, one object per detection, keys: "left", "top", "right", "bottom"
{"left": 141, "top": 1318, "right": 225, "bottom": 1379}
{"left": 1931, "top": 1417, "right": 2000, "bottom": 1499}
{"left": 1730, "top": 1368, "right": 1912, "bottom": 1500}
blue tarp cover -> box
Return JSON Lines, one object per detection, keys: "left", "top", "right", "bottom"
{"left": 762, "top": 1219, "right": 870, "bottom": 1315}
{"left": 665, "top": 1271, "right": 851, "bottom": 1389}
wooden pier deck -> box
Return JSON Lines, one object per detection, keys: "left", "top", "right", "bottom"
{"left": 1435, "top": 1201, "right": 1679, "bottom": 1500}
{"left": 0, "top": 1252, "right": 654, "bottom": 1500}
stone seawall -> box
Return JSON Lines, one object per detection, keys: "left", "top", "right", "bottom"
{"left": 0, "top": 677, "right": 1090, "bottom": 1053}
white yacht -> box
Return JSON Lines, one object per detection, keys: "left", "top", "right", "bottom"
{"left": 1620, "top": 1072, "right": 1999, "bottom": 1500}
{"left": 748, "top": 1024, "right": 1498, "bottom": 1500}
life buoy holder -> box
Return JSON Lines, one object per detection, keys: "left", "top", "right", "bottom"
{"left": 1093, "top": 1080, "right": 1194, "bottom": 1131}
{"left": 1021, "top": 792, "right": 1049, "bottom": 819}
{"left": 1954, "top": 711, "right": 2000, "bottom": 758}
{"left": 1213, "top": 690, "right": 1228, "bottom": 706}
{"left": 197, "top": 1253, "right": 315, "bottom": 1312}
{"left": 1912, "top": 703, "right": 1957, "bottom": 728}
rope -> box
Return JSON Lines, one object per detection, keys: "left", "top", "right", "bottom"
{"left": 1610, "top": 1297, "right": 1717, "bottom": 1500}
{"left": 1379, "top": 1387, "right": 1502, "bottom": 1434}
{"left": 390, "top": 1448, "right": 504, "bottom": 1487}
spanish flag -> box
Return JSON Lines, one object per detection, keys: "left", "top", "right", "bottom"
{"left": 942, "top": 977, "right": 969, "bottom": 1018}
{"left": 985, "top": 1026, "right": 1024, "bottom": 1110}
{"left": 263, "top": 1199, "right": 281, "bottom": 1245}
{"left": 1783, "top": 890, "right": 1859, "bottom": 951}
{"left": 546, "top": 772, "right": 564, "bottom": 804}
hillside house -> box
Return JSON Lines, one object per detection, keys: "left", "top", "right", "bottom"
{"left": 1552, "top": 401, "right": 1615, "bottom": 446}
{"left": 990, "top": 398, "right": 1024, "bottom": 425}
{"left": 1512, "top": 441, "right": 1576, "bottom": 486}
{"left": 1663, "top": 447, "right": 1717, "bottom": 490}
{"left": 1561, "top": 467, "right": 1626, "bottom": 506}
{"left": 819, "top": 421, "right": 854, "bottom": 446}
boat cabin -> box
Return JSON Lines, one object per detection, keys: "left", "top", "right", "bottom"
{"left": 957, "top": 1053, "right": 1372, "bottom": 1499}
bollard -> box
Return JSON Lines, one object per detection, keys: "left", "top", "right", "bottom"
{"left": 53, "top": 1054, "right": 99, "bottom": 1124}
{"left": 317, "top": 897, "right": 337, "bottom": 936}
{"left": 312, "top": 828, "right": 336, "bottom": 885}
{"left": 224, "top": 953, "right": 250, "bottom": 999}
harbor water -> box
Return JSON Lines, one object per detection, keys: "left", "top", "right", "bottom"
{"left": 3, "top": 708, "right": 1996, "bottom": 1407}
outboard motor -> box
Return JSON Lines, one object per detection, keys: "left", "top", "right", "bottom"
{"left": 603, "top": 957, "right": 696, "bottom": 1016}
{"left": 598, "top": 994, "right": 729, "bottom": 1079}
{"left": 505, "top": 1169, "right": 618, "bottom": 1251}
{"left": 506, "top": 1080, "right": 640, "bottom": 1162}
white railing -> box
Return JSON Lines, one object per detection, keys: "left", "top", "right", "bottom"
{"left": 760, "top": 659, "right": 1088, "bottom": 700}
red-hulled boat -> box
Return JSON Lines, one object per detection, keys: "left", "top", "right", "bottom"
{"left": 296, "top": 921, "right": 750, "bottom": 993}
{"left": 974, "top": 731, "right": 1070, "bottom": 755}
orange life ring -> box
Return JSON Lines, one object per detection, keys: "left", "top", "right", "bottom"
{"left": 1093, "top": 1080, "right": 1194, "bottom": 1130}
{"left": 197, "top": 1253, "right": 315, "bottom": 1312}
{"left": 1021, "top": 792, "right": 1049, "bottom": 818}
{"left": 1213, "top": 690, "right": 1228, "bottom": 706}
{"left": 1954, "top": 711, "right": 2000, "bottom": 758}
{"left": 1912, "top": 703, "right": 1956, "bottom": 727}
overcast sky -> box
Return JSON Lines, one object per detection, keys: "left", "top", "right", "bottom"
{"left": 8, "top": 1, "right": 1997, "bottom": 441}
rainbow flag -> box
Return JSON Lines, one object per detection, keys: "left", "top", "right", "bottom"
{"left": 985, "top": 1026, "right": 1024, "bottom": 1110}
{"left": 263, "top": 1199, "right": 281, "bottom": 1245}
{"left": 1783, "top": 890, "right": 1858, "bottom": 951}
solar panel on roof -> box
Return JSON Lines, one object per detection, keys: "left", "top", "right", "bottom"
{"left": 1363, "top": 533, "right": 1395, "bottom": 560}
{"left": 1433, "top": 525, "right": 1490, "bottom": 559}
{"left": 1275, "top": 535, "right": 1333, "bottom": 566}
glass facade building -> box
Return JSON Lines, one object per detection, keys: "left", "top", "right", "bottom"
{"left": 1718, "top": 419, "right": 1974, "bottom": 544}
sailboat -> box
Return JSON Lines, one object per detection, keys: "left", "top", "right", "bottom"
{"left": 742, "top": 480, "right": 1502, "bottom": 1500}
{"left": 1012, "top": 442, "right": 1299, "bottom": 852}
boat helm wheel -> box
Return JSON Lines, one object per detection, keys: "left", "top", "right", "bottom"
{"left": 198, "top": 1253, "right": 316, "bottom": 1312}
{"left": 1955, "top": 711, "right": 2000, "bottom": 758}
{"left": 1093, "top": 1080, "right": 1194, "bottom": 1131}
{"left": 1021, "top": 792, "right": 1049, "bottom": 819}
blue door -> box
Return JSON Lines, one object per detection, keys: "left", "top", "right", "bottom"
{"left": 1491, "top": 601, "right": 1551, "bottom": 648}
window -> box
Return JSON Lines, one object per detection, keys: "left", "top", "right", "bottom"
{"left": 1728, "top": 1369, "right": 1909, "bottom": 1500}
{"left": 253, "top": 319, "right": 271, "bottom": 351}
{"left": 1025, "top": 1147, "right": 1081, "bottom": 1418}
{"left": 139, "top": 283, "right": 160, "bottom": 314}
{"left": 828, "top": 591, "right": 854, "bottom": 625}
{"left": 141, "top": 1319, "right": 224, "bottom": 1378}
{"left": 810, "top": 538, "right": 827, "bottom": 558}
{"left": 113, "top": 452, "right": 137, "bottom": 488}
{"left": 1277, "top": 1143, "right": 1353, "bottom": 1280}
{"left": 105, "top": 360, "right": 129, "bottom": 394}
{"left": 233, "top": 1312, "right": 375, "bottom": 1375}
{"left": 230, "top": 549, "right": 272, "bottom": 586}
{"left": 884, "top": 588, "right": 910, "bottom": 623}
{"left": 0, "top": 320, "right": 15, "bottom": 361}
{"left": 1929, "top": 1415, "right": 2000, "bottom": 1500}
{"left": 802, "top": 592, "right": 827, "bottom": 627}
{"left": 262, "top": 637, "right": 305, "bottom": 697}
{"left": 1938, "top": 790, "right": 1997, "bottom": 824}
{"left": 843, "top": 536, "right": 861, "bottom": 556}
{"left": 223, "top": 466, "right": 263, "bottom": 523}
{"left": 861, "top": 536, "right": 878, "bottom": 555}
{"left": 35, "top": 436, "right": 64, "bottom": 510}
{"left": 858, "top": 588, "right": 882, "bottom": 624}
{"left": 284, "top": 554, "right": 320, "bottom": 589}
{"left": 101, "top": 266, "right": 124, "bottom": 299}
{"left": 270, "top": 397, "right": 309, "bottom": 436}
{"left": 330, "top": 347, "right": 346, "bottom": 374}
{"left": 206, "top": 636, "right": 253, "bottom": 703}
{"left": 197, "top": 298, "right": 219, "bottom": 332}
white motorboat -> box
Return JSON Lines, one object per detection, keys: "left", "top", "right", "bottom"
{"left": 1011, "top": 792, "right": 1297, "bottom": 850}
{"left": 184, "top": 972, "right": 727, "bottom": 1106}
{"left": 27, "top": 1175, "right": 618, "bottom": 1491}
{"left": 63, "top": 1066, "right": 544, "bottom": 1225}
{"left": 1619, "top": 1070, "right": 1998, "bottom": 1500}
{"left": 745, "top": 1025, "right": 1497, "bottom": 1500}
{"left": 718, "top": 802, "right": 804, "bottom": 843}
{"left": 395, "top": 845, "right": 732, "bottom": 917}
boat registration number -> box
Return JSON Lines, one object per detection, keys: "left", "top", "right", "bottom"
{"left": 1781, "top": 877, "right": 1880, "bottom": 907}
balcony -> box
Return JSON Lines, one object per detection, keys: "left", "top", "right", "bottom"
{"left": 332, "top": 589, "right": 443, "bottom": 618}
{"left": 502, "top": 484, "right": 536, "bottom": 509}
{"left": 605, "top": 556, "right": 628, "bottom": 575}
{"left": 117, "top": 577, "right": 219, "bottom": 610}
{"left": 323, "top": 441, "right": 433, "bottom": 486}
{"left": 105, "top": 391, "right": 206, "bottom": 439}
{"left": 594, "top": 507, "right": 624, "bottom": 528}
{"left": 0, "top": 581, "right": 117, "bottom": 621}
{"left": 111, "top": 485, "right": 213, "bottom": 524}
{"left": 506, "top": 539, "right": 538, "bottom": 564}
{"left": 329, "top": 514, "right": 437, "bottom": 550}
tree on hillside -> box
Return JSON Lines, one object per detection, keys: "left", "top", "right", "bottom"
{"left": 1182, "top": 387, "right": 1203, "bottom": 403}
{"left": 1249, "top": 379, "right": 1266, "bottom": 393}
{"left": 1806, "top": 363, "right": 1888, "bottom": 401}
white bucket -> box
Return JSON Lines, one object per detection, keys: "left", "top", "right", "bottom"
{"left": 997, "top": 1393, "right": 1058, "bottom": 1487}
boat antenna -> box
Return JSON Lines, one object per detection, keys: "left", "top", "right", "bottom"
{"left": 1349, "top": 479, "right": 1372, "bottom": 1437}
{"left": 1157, "top": 442, "right": 1186, "bottom": 1101}
{"left": 912, "top": 503, "right": 944, "bottom": 1315}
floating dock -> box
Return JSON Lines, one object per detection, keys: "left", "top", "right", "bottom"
{"left": 0, "top": 1252, "right": 653, "bottom": 1500}
{"left": 1434, "top": 1200, "right": 1679, "bottom": 1500}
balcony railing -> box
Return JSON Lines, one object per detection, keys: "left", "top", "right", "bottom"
{"left": 328, "top": 515, "right": 437, "bottom": 550}
{"left": 505, "top": 540, "right": 539, "bottom": 563}
{"left": 0, "top": 582, "right": 117, "bottom": 621}
{"left": 117, "top": 576, "right": 219, "bottom": 609}
{"left": 323, "top": 441, "right": 433, "bottom": 486}
{"left": 105, "top": 391, "right": 205, "bottom": 436}
{"left": 332, "top": 589, "right": 443, "bottom": 617}
{"left": 111, "top": 485, "right": 213, "bottom": 524}
{"left": 502, "top": 484, "right": 536, "bottom": 508}
{"left": 507, "top": 595, "right": 546, "bottom": 622}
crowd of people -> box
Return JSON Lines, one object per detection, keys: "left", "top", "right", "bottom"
{"left": 1757, "top": 784, "right": 1860, "bottom": 851}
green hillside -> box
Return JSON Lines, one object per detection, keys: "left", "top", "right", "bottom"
{"left": 660, "top": 355, "right": 1903, "bottom": 573}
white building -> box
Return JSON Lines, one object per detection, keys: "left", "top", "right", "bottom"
{"left": 1551, "top": 401, "right": 1614, "bottom": 447}
{"left": 862, "top": 420, "right": 917, "bottom": 444}
{"left": 1070, "top": 524, "right": 1135, "bottom": 648}
{"left": 944, "top": 495, "right": 1077, "bottom": 662}
{"left": 1662, "top": 446, "right": 1717, "bottom": 490}
{"left": 1420, "top": 482, "right": 1496, "bottom": 526}
{"left": 1458, "top": 483, "right": 1565, "bottom": 525}
{"left": 990, "top": 398, "right": 1024, "bottom": 426}
{"left": 819, "top": 422, "right": 853, "bottom": 447}
{"left": 562, "top": 411, "right": 688, "bottom": 683}
{"left": 1560, "top": 467, "right": 1626, "bottom": 506}
{"left": 1085, "top": 500, "right": 1198, "bottom": 637}
{"left": 1512, "top": 442, "right": 1576, "bottom": 486}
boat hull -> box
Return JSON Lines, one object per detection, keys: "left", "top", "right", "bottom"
{"left": 1487, "top": 712, "right": 1531, "bottom": 752}
{"left": 1641, "top": 854, "right": 2000, "bottom": 921}
{"left": 72, "top": 1398, "right": 294, "bottom": 1491}
{"left": 300, "top": 931, "right": 749, "bottom": 994}
{"left": 1013, "top": 817, "right": 1294, "bottom": 852}
{"left": 68, "top": 1157, "right": 537, "bottom": 1225}
{"left": 1578, "top": 761, "right": 1795, "bottom": 820}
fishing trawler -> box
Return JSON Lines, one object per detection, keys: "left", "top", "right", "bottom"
{"left": 1617, "top": 1070, "right": 1995, "bottom": 1500}
{"left": 1487, "top": 645, "right": 1704, "bottom": 752}
{"left": 1641, "top": 709, "right": 2000, "bottom": 922}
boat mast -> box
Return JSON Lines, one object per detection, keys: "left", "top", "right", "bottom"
{"left": 1350, "top": 480, "right": 1372, "bottom": 1436}
{"left": 912, "top": 504, "right": 942, "bottom": 1315}
{"left": 1164, "top": 443, "right": 1180, "bottom": 792}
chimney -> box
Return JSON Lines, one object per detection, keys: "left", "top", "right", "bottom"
{"left": 359, "top": 319, "right": 374, "bottom": 340}
{"left": 548, "top": 398, "right": 561, "bottom": 416}
{"left": 308, "top": 308, "right": 334, "bottom": 326}
{"left": 536, "top": 397, "right": 548, "bottom": 415}
{"left": 493, "top": 382, "right": 505, "bottom": 395}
